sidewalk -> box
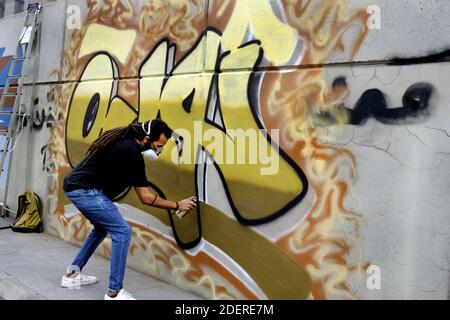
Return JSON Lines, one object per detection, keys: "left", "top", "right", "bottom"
{"left": 0, "top": 217, "right": 202, "bottom": 300}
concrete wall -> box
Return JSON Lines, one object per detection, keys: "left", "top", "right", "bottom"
{"left": 1, "top": 0, "right": 449, "bottom": 299}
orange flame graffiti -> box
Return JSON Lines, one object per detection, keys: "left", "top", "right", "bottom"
{"left": 262, "top": 0, "right": 370, "bottom": 299}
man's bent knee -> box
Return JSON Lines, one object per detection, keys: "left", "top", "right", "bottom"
{"left": 111, "top": 224, "right": 132, "bottom": 242}
{"left": 124, "top": 225, "right": 132, "bottom": 237}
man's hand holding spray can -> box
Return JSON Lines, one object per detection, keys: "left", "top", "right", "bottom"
{"left": 174, "top": 196, "right": 197, "bottom": 219}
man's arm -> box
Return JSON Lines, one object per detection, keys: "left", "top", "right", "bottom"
{"left": 134, "top": 186, "right": 196, "bottom": 212}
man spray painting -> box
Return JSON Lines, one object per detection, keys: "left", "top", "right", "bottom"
{"left": 61, "top": 120, "right": 197, "bottom": 300}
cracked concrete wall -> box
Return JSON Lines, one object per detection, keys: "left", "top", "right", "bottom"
{"left": 317, "top": 62, "right": 450, "bottom": 299}
{"left": 1, "top": 0, "right": 449, "bottom": 299}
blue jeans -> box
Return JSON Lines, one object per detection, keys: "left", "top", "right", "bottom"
{"left": 65, "top": 188, "right": 132, "bottom": 291}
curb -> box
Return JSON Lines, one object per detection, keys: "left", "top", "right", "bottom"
{"left": 0, "top": 269, "right": 46, "bottom": 300}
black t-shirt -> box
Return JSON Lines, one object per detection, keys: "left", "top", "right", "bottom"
{"left": 63, "top": 137, "right": 149, "bottom": 200}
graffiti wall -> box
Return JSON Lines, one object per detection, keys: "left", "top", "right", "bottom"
{"left": 3, "top": 0, "right": 450, "bottom": 299}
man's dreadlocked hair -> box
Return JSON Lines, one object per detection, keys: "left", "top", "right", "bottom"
{"left": 86, "top": 119, "right": 173, "bottom": 158}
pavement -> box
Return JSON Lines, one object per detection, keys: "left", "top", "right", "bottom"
{"left": 0, "top": 217, "right": 203, "bottom": 300}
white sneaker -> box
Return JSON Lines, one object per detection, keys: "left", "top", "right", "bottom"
{"left": 104, "top": 289, "right": 136, "bottom": 300}
{"left": 61, "top": 272, "right": 98, "bottom": 289}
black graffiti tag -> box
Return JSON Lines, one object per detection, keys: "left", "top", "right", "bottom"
{"left": 315, "top": 78, "right": 434, "bottom": 126}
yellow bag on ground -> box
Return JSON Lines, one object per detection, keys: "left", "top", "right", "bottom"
{"left": 10, "top": 190, "right": 43, "bottom": 233}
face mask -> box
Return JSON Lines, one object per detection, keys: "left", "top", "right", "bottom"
{"left": 143, "top": 149, "right": 158, "bottom": 161}
{"left": 143, "top": 145, "right": 163, "bottom": 161}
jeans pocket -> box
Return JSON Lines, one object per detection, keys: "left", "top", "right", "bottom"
{"left": 94, "top": 195, "right": 107, "bottom": 209}
{"left": 95, "top": 191, "right": 115, "bottom": 212}
{"left": 65, "top": 189, "right": 87, "bottom": 199}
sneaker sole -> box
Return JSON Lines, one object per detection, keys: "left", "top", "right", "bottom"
{"left": 61, "top": 279, "right": 98, "bottom": 288}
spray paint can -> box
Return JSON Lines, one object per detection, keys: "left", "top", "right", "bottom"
{"left": 175, "top": 197, "right": 197, "bottom": 219}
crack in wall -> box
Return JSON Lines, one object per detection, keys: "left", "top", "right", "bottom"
{"left": 426, "top": 126, "right": 450, "bottom": 138}
{"left": 405, "top": 126, "right": 428, "bottom": 147}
